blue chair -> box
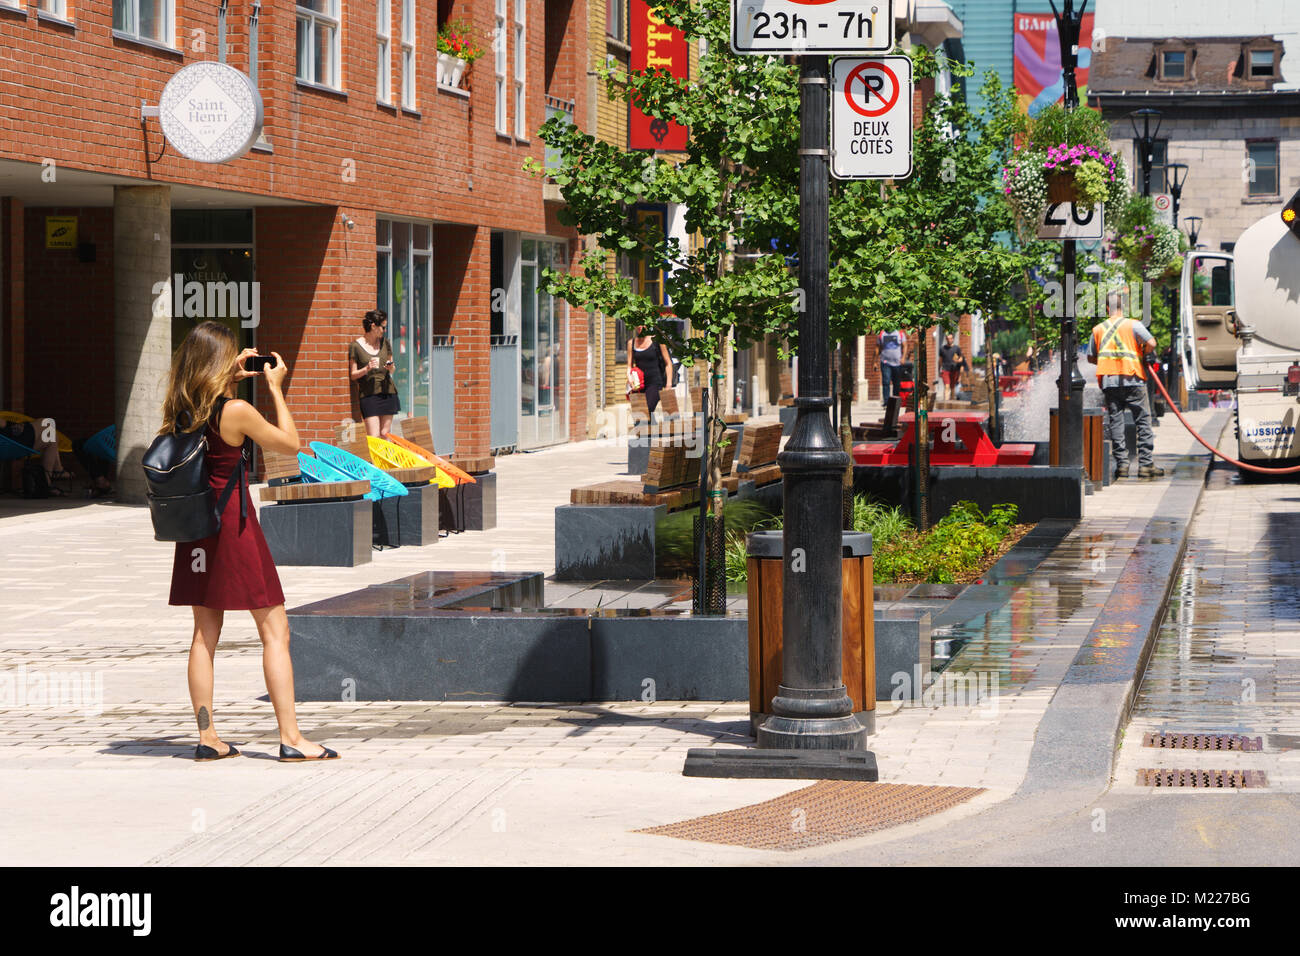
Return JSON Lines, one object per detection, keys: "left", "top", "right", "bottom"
{"left": 82, "top": 425, "right": 116, "bottom": 463}
{"left": 0, "top": 432, "right": 37, "bottom": 461}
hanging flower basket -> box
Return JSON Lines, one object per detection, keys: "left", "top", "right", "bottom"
{"left": 1046, "top": 172, "right": 1079, "bottom": 204}
{"left": 999, "top": 104, "right": 1129, "bottom": 238}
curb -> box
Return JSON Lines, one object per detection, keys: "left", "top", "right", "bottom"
{"left": 1017, "top": 411, "right": 1230, "bottom": 797}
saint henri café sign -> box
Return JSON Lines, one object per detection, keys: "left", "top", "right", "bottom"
{"left": 149, "top": 61, "right": 264, "bottom": 164}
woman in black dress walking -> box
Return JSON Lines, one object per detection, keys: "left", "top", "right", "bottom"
{"left": 627, "top": 327, "right": 674, "bottom": 416}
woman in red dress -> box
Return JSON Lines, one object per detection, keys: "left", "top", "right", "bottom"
{"left": 164, "top": 321, "right": 339, "bottom": 763}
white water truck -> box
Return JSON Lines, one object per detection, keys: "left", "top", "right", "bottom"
{"left": 1178, "top": 188, "right": 1300, "bottom": 473}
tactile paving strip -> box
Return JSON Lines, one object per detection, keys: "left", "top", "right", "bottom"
{"left": 1135, "top": 768, "right": 1268, "bottom": 788}
{"left": 1142, "top": 733, "right": 1263, "bottom": 752}
{"left": 636, "top": 781, "right": 985, "bottom": 851}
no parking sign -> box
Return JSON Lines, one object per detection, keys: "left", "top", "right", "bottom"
{"left": 830, "top": 55, "right": 913, "bottom": 180}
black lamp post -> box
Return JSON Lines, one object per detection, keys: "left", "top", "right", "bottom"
{"left": 1049, "top": 0, "right": 1088, "bottom": 471}
{"left": 1186, "top": 215, "right": 1203, "bottom": 248}
{"left": 1130, "top": 108, "right": 1163, "bottom": 196}
{"left": 1164, "top": 162, "right": 1189, "bottom": 406}
{"left": 684, "top": 54, "right": 874, "bottom": 780}
{"left": 1167, "top": 163, "right": 1188, "bottom": 227}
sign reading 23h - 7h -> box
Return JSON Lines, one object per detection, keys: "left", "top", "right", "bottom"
{"left": 830, "top": 55, "right": 913, "bottom": 179}
{"left": 732, "top": 0, "right": 894, "bottom": 54}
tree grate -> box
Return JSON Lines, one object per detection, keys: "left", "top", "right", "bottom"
{"left": 636, "top": 780, "right": 984, "bottom": 851}
{"left": 1142, "top": 733, "right": 1263, "bottom": 752}
{"left": 1135, "top": 768, "right": 1268, "bottom": 788}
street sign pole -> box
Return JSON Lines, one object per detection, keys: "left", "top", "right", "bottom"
{"left": 754, "top": 54, "right": 869, "bottom": 755}
{"left": 688, "top": 7, "right": 891, "bottom": 777}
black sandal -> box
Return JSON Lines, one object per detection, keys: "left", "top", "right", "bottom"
{"left": 279, "top": 743, "right": 340, "bottom": 762}
{"left": 195, "top": 742, "right": 240, "bottom": 761}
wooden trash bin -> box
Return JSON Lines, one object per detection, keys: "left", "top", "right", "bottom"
{"left": 1050, "top": 407, "right": 1106, "bottom": 483}
{"left": 745, "top": 530, "right": 875, "bottom": 736}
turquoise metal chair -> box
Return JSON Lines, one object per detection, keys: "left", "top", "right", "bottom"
{"left": 0, "top": 432, "right": 37, "bottom": 461}
{"left": 82, "top": 425, "right": 116, "bottom": 462}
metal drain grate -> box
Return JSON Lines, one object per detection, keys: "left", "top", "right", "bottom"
{"left": 636, "top": 780, "right": 984, "bottom": 851}
{"left": 1142, "top": 733, "right": 1263, "bottom": 752}
{"left": 1135, "top": 768, "right": 1268, "bottom": 788}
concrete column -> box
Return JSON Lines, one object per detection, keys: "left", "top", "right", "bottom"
{"left": 1, "top": 198, "right": 25, "bottom": 413}
{"left": 113, "top": 185, "right": 171, "bottom": 503}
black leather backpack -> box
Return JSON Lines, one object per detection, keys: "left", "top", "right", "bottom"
{"left": 142, "top": 401, "right": 247, "bottom": 543}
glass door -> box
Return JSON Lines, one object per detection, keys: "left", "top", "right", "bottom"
{"left": 376, "top": 219, "right": 433, "bottom": 422}
{"left": 519, "top": 238, "right": 568, "bottom": 447}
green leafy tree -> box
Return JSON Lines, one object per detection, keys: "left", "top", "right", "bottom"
{"left": 827, "top": 64, "right": 1032, "bottom": 517}
{"left": 530, "top": 0, "right": 802, "bottom": 518}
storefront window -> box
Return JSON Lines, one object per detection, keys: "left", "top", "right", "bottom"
{"left": 376, "top": 218, "right": 432, "bottom": 423}
{"left": 171, "top": 210, "right": 256, "bottom": 401}
{"left": 519, "top": 238, "right": 568, "bottom": 447}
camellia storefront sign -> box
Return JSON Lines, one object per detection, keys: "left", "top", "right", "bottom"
{"left": 158, "top": 62, "right": 264, "bottom": 164}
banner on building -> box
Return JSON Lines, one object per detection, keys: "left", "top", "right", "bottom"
{"left": 630, "top": 0, "right": 689, "bottom": 151}
{"left": 1013, "top": 12, "right": 1095, "bottom": 117}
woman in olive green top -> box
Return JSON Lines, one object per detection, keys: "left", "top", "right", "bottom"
{"left": 348, "top": 310, "right": 401, "bottom": 437}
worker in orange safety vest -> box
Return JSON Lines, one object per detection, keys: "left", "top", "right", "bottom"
{"left": 1086, "top": 291, "right": 1165, "bottom": 480}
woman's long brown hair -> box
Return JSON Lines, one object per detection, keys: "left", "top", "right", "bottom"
{"left": 159, "top": 321, "right": 238, "bottom": 435}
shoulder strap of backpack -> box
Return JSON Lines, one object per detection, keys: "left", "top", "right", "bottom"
{"left": 211, "top": 402, "right": 249, "bottom": 525}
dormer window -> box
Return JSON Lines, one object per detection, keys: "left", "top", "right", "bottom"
{"left": 1250, "top": 49, "right": 1276, "bottom": 77}
{"left": 1161, "top": 50, "right": 1187, "bottom": 80}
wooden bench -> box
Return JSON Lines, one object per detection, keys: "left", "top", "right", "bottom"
{"left": 734, "top": 422, "right": 782, "bottom": 486}
{"left": 558, "top": 443, "right": 711, "bottom": 580}
{"left": 258, "top": 449, "right": 371, "bottom": 503}
{"left": 257, "top": 449, "right": 374, "bottom": 566}
{"left": 572, "top": 442, "right": 701, "bottom": 510}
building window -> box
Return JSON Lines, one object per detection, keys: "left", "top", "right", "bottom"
{"left": 1247, "top": 141, "right": 1279, "bottom": 197}
{"left": 39, "top": 0, "right": 69, "bottom": 18}
{"left": 634, "top": 207, "right": 667, "bottom": 306}
{"left": 514, "top": 0, "right": 527, "bottom": 138}
{"left": 377, "top": 0, "right": 392, "bottom": 102}
{"left": 1160, "top": 50, "right": 1186, "bottom": 80}
{"left": 376, "top": 219, "right": 434, "bottom": 420}
{"left": 400, "top": 0, "right": 416, "bottom": 108}
{"left": 1133, "top": 138, "right": 1168, "bottom": 194}
{"left": 297, "top": 0, "right": 341, "bottom": 89}
{"left": 607, "top": 0, "right": 625, "bottom": 41}
{"left": 495, "top": 0, "right": 509, "bottom": 133}
{"left": 113, "top": 0, "right": 174, "bottom": 45}
{"left": 1250, "top": 49, "right": 1276, "bottom": 78}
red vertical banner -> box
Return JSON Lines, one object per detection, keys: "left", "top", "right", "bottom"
{"left": 629, "top": 0, "right": 688, "bottom": 151}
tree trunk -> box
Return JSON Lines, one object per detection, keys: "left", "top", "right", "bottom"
{"left": 914, "top": 328, "right": 930, "bottom": 531}
{"left": 839, "top": 341, "right": 855, "bottom": 530}
{"left": 708, "top": 352, "right": 727, "bottom": 518}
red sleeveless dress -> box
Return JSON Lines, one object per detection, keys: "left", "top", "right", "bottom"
{"left": 168, "top": 419, "right": 285, "bottom": 611}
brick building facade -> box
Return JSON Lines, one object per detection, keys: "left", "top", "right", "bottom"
{"left": 0, "top": 0, "right": 589, "bottom": 499}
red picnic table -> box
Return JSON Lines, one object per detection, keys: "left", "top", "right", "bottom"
{"left": 853, "top": 409, "right": 1035, "bottom": 467}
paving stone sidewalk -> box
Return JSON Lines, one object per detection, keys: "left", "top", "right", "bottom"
{"left": 0, "top": 408, "right": 1225, "bottom": 864}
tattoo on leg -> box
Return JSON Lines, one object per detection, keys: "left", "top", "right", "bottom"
{"left": 197, "top": 706, "right": 211, "bottom": 731}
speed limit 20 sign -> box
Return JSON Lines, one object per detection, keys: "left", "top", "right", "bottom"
{"left": 732, "top": 0, "right": 894, "bottom": 54}
{"left": 1036, "top": 202, "right": 1104, "bottom": 241}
